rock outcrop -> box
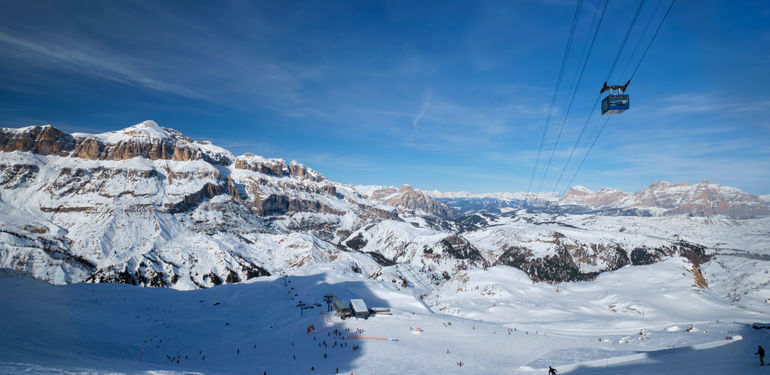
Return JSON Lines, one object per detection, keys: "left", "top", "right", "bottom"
{"left": 234, "top": 154, "right": 324, "bottom": 181}
{"left": 372, "top": 185, "right": 458, "bottom": 219}
{"left": 0, "top": 125, "right": 75, "bottom": 156}
{"left": 2, "top": 121, "right": 232, "bottom": 164}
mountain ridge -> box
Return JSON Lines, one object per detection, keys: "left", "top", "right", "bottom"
{"left": 1, "top": 121, "right": 768, "bottom": 290}
{"left": 560, "top": 180, "right": 769, "bottom": 218}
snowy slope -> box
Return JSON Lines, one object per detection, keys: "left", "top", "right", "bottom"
{"left": 1, "top": 256, "right": 768, "bottom": 374}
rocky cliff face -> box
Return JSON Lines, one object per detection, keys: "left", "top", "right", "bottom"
{"left": 0, "top": 125, "right": 75, "bottom": 156}
{"left": 1, "top": 121, "right": 232, "bottom": 164}
{"left": 234, "top": 153, "right": 324, "bottom": 182}
{"left": 561, "top": 181, "right": 768, "bottom": 218}
{"left": 0, "top": 121, "right": 482, "bottom": 289}
{"left": 1, "top": 121, "right": 764, "bottom": 289}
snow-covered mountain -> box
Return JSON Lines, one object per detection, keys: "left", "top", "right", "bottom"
{"left": 561, "top": 181, "right": 769, "bottom": 218}
{"left": 368, "top": 184, "right": 458, "bottom": 218}
{"left": 1, "top": 121, "right": 768, "bottom": 291}
{"left": 432, "top": 182, "right": 769, "bottom": 219}
{"left": 0, "top": 121, "right": 486, "bottom": 289}
{"left": 427, "top": 190, "right": 560, "bottom": 202}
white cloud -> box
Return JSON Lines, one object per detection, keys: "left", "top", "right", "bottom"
{"left": 0, "top": 31, "right": 208, "bottom": 101}
{"left": 651, "top": 93, "right": 770, "bottom": 115}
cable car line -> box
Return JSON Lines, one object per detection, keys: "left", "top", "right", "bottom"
{"left": 533, "top": 0, "right": 609, "bottom": 203}
{"left": 604, "top": 0, "right": 646, "bottom": 85}
{"left": 549, "top": 0, "right": 646, "bottom": 193}
{"left": 619, "top": 0, "right": 663, "bottom": 80}
{"left": 562, "top": 0, "right": 676, "bottom": 195}
{"left": 525, "top": 0, "right": 584, "bottom": 201}
{"left": 564, "top": 0, "right": 605, "bottom": 113}
{"left": 629, "top": 0, "right": 676, "bottom": 82}
{"left": 563, "top": 116, "right": 611, "bottom": 195}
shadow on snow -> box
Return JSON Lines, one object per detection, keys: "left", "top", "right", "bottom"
{"left": 0, "top": 270, "right": 389, "bottom": 374}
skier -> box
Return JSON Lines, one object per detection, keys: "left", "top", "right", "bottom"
{"left": 757, "top": 345, "right": 765, "bottom": 366}
{"left": 548, "top": 366, "right": 557, "bottom": 375}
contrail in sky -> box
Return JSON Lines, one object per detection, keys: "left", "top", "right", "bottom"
{"left": 412, "top": 89, "right": 432, "bottom": 131}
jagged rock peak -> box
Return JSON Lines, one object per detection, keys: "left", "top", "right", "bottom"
{"left": 233, "top": 153, "right": 324, "bottom": 181}
{"left": 0, "top": 125, "right": 75, "bottom": 156}
{"left": 369, "top": 184, "right": 457, "bottom": 219}
{"left": 0, "top": 121, "right": 234, "bottom": 165}
{"left": 289, "top": 160, "right": 324, "bottom": 181}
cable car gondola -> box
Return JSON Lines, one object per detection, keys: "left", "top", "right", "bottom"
{"left": 600, "top": 80, "right": 630, "bottom": 115}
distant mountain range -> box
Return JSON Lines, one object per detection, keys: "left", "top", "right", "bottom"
{"left": 1, "top": 121, "right": 767, "bottom": 289}
{"left": 429, "top": 182, "right": 769, "bottom": 219}
{"left": 560, "top": 181, "right": 769, "bottom": 218}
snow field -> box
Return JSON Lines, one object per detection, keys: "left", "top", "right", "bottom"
{"left": 2, "top": 255, "right": 769, "bottom": 374}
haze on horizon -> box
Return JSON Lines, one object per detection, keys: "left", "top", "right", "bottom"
{"left": 1, "top": 0, "right": 768, "bottom": 195}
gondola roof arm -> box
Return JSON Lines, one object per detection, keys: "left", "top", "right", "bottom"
{"left": 600, "top": 79, "right": 632, "bottom": 94}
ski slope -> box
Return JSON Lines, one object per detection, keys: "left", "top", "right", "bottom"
{"left": 1, "top": 255, "right": 768, "bottom": 374}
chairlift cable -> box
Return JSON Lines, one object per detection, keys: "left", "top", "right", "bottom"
{"left": 533, "top": 0, "right": 609, "bottom": 202}
{"left": 563, "top": 116, "right": 611, "bottom": 194}
{"left": 605, "top": 0, "right": 647, "bottom": 84}
{"left": 525, "top": 0, "right": 584, "bottom": 201}
{"left": 563, "top": 0, "right": 676, "bottom": 194}
{"left": 629, "top": 0, "right": 676, "bottom": 83}
{"left": 564, "top": 0, "right": 604, "bottom": 109}
{"left": 619, "top": 0, "right": 663, "bottom": 80}
{"left": 550, "top": 0, "right": 647, "bottom": 193}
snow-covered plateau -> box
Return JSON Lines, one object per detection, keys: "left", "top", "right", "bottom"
{"left": 1, "top": 121, "right": 769, "bottom": 374}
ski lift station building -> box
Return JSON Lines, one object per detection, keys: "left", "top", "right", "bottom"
{"left": 350, "top": 299, "right": 369, "bottom": 319}
{"left": 333, "top": 298, "right": 369, "bottom": 319}
{"left": 333, "top": 300, "right": 351, "bottom": 317}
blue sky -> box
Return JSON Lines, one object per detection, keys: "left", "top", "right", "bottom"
{"left": 1, "top": 0, "right": 769, "bottom": 195}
